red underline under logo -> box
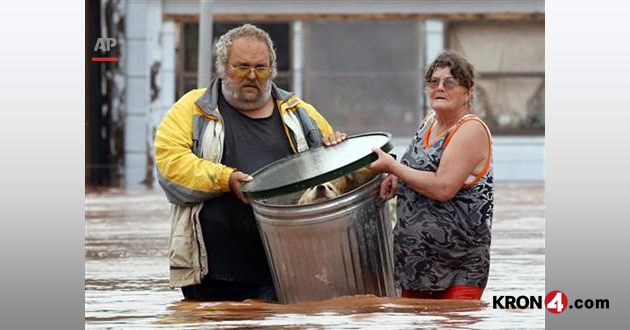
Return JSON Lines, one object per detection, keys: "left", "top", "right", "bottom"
{"left": 92, "top": 57, "right": 118, "bottom": 61}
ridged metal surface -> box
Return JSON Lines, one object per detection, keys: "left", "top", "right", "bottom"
{"left": 252, "top": 174, "right": 395, "bottom": 304}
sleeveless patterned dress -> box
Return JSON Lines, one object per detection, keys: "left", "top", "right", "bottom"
{"left": 394, "top": 111, "right": 494, "bottom": 291}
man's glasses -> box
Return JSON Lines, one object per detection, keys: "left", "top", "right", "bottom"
{"left": 426, "top": 77, "right": 460, "bottom": 90}
{"left": 230, "top": 64, "right": 271, "bottom": 79}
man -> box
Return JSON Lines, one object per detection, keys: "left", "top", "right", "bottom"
{"left": 155, "top": 24, "right": 344, "bottom": 301}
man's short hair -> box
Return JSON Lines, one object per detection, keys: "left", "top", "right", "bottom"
{"left": 214, "top": 24, "right": 277, "bottom": 79}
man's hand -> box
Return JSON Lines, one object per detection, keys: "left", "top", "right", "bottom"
{"left": 229, "top": 171, "right": 253, "bottom": 203}
{"left": 323, "top": 131, "right": 347, "bottom": 146}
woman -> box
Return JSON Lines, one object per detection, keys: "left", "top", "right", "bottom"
{"left": 369, "top": 51, "right": 493, "bottom": 300}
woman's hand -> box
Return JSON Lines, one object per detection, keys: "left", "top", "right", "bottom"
{"left": 367, "top": 147, "right": 397, "bottom": 174}
{"left": 323, "top": 131, "right": 347, "bottom": 146}
{"left": 379, "top": 174, "right": 398, "bottom": 200}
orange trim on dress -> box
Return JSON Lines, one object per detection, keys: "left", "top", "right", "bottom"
{"left": 423, "top": 120, "right": 436, "bottom": 149}
{"left": 423, "top": 113, "right": 456, "bottom": 149}
{"left": 421, "top": 111, "right": 436, "bottom": 149}
{"left": 442, "top": 115, "right": 493, "bottom": 189}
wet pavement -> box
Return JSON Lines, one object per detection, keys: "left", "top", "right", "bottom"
{"left": 85, "top": 183, "right": 544, "bottom": 329}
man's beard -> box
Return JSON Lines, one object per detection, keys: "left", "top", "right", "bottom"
{"left": 221, "top": 75, "right": 272, "bottom": 111}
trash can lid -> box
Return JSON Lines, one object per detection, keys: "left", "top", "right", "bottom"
{"left": 242, "top": 132, "right": 393, "bottom": 200}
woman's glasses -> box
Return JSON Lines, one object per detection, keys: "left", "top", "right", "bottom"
{"left": 230, "top": 65, "right": 271, "bottom": 79}
{"left": 426, "top": 77, "right": 460, "bottom": 90}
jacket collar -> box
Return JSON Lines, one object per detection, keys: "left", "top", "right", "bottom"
{"left": 195, "top": 78, "right": 298, "bottom": 116}
{"left": 271, "top": 82, "right": 294, "bottom": 104}
{"left": 194, "top": 78, "right": 221, "bottom": 117}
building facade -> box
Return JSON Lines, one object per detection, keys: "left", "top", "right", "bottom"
{"left": 86, "top": 0, "right": 545, "bottom": 189}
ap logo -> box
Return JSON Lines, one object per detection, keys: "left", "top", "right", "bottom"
{"left": 94, "top": 38, "right": 117, "bottom": 52}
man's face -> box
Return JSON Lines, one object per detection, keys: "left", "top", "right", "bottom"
{"left": 221, "top": 37, "right": 272, "bottom": 110}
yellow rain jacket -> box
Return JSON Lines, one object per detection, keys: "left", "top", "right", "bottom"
{"left": 155, "top": 78, "right": 334, "bottom": 287}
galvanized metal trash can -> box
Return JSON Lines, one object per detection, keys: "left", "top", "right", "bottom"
{"left": 242, "top": 133, "right": 396, "bottom": 304}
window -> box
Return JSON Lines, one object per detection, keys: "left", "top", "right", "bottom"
{"left": 448, "top": 21, "right": 545, "bottom": 134}
{"left": 176, "top": 22, "right": 291, "bottom": 98}
{"left": 303, "top": 21, "right": 423, "bottom": 136}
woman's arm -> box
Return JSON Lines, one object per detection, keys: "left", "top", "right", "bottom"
{"left": 370, "top": 120, "right": 490, "bottom": 202}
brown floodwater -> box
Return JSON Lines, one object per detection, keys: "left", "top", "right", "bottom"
{"left": 85, "top": 183, "right": 545, "bottom": 329}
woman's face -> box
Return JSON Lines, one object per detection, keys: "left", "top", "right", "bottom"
{"left": 427, "top": 66, "right": 471, "bottom": 112}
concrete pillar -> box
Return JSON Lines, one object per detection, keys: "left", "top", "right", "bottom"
{"left": 151, "top": 21, "right": 176, "bottom": 184}
{"left": 198, "top": 0, "right": 213, "bottom": 87}
{"left": 292, "top": 20, "right": 304, "bottom": 97}
{"left": 425, "top": 19, "right": 445, "bottom": 64}
{"left": 416, "top": 21, "right": 424, "bottom": 119}
{"left": 123, "top": 0, "right": 164, "bottom": 190}
{"left": 160, "top": 22, "right": 176, "bottom": 120}
{"left": 422, "top": 19, "right": 444, "bottom": 116}
{"left": 147, "top": 2, "right": 165, "bottom": 188}
{"left": 124, "top": 0, "right": 150, "bottom": 189}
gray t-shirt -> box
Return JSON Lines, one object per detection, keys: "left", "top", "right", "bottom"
{"left": 199, "top": 92, "right": 292, "bottom": 285}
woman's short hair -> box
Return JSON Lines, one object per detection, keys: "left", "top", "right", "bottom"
{"left": 424, "top": 50, "right": 476, "bottom": 90}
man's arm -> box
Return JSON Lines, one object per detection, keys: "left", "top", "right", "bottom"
{"left": 155, "top": 91, "right": 235, "bottom": 205}
{"left": 300, "top": 103, "right": 335, "bottom": 138}
{"left": 298, "top": 102, "right": 351, "bottom": 146}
